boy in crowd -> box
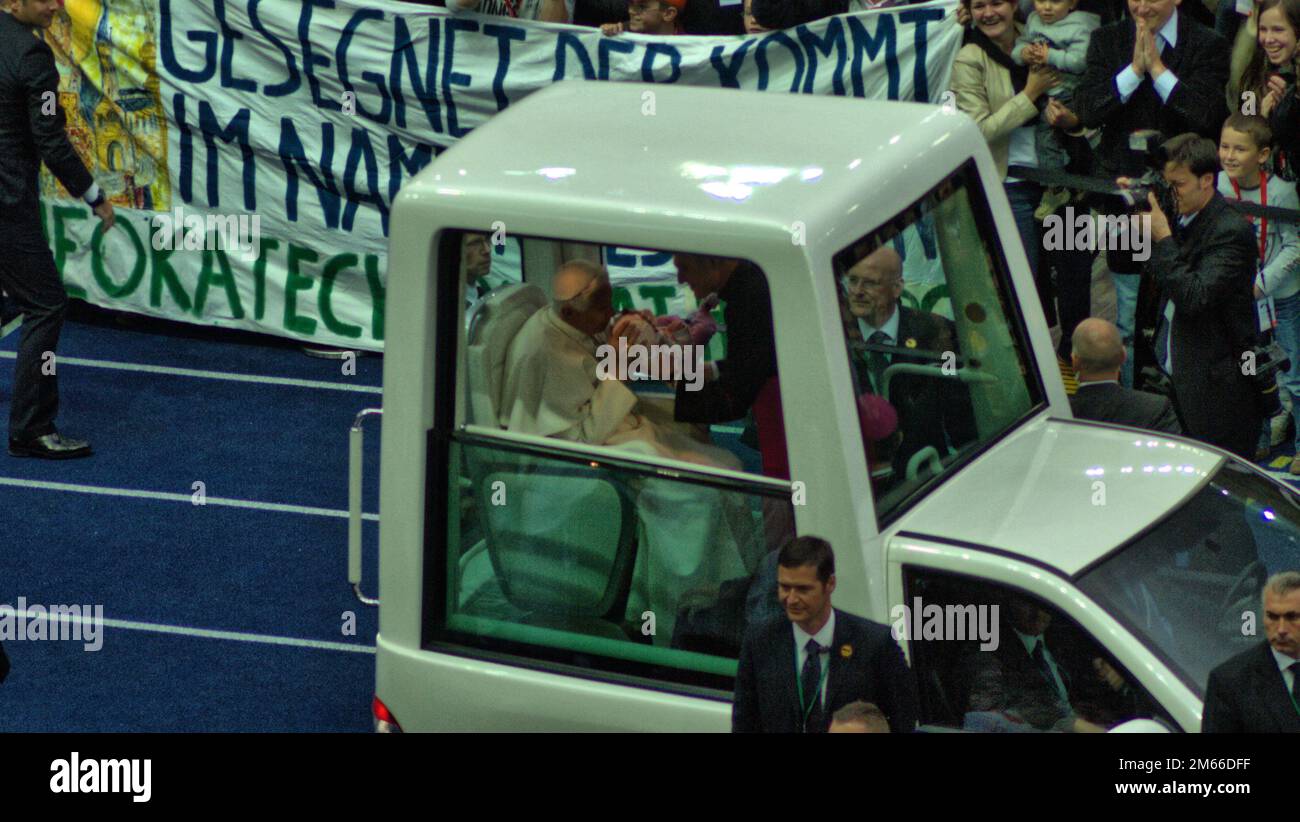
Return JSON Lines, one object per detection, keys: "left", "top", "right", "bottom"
{"left": 1012, "top": 0, "right": 1101, "bottom": 217}
{"left": 601, "top": 0, "right": 685, "bottom": 35}
{"left": 1218, "top": 113, "right": 1300, "bottom": 469}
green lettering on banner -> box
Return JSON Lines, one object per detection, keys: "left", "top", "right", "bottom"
{"left": 52, "top": 205, "right": 87, "bottom": 298}
{"left": 638, "top": 285, "right": 675, "bottom": 316}
{"left": 364, "top": 254, "right": 385, "bottom": 341}
{"left": 149, "top": 244, "right": 193, "bottom": 311}
{"left": 194, "top": 248, "right": 245, "bottom": 319}
{"left": 611, "top": 287, "right": 633, "bottom": 312}
{"left": 253, "top": 238, "right": 280, "bottom": 321}
{"left": 91, "top": 216, "right": 146, "bottom": 297}
{"left": 285, "top": 244, "right": 319, "bottom": 335}
{"left": 319, "top": 253, "right": 363, "bottom": 339}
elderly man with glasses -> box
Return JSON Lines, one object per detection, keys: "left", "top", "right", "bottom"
{"left": 840, "top": 246, "right": 977, "bottom": 476}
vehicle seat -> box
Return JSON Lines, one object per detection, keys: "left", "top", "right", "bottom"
{"left": 466, "top": 283, "right": 547, "bottom": 427}
{"left": 461, "top": 283, "right": 640, "bottom": 639}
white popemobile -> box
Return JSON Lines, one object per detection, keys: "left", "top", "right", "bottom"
{"left": 348, "top": 81, "right": 1300, "bottom": 732}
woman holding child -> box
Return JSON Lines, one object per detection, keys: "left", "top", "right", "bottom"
{"left": 950, "top": 0, "right": 1062, "bottom": 322}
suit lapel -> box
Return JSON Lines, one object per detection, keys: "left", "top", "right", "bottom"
{"left": 779, "top": 627, "right": 802, "bottom": 730}
{"left": 1160, "top": 13, "right": 1188, "bottom": 77}
{"left": 824, "top": 611, "right": 851, "bottom": 715}
{"left": 1177, "top": 194, "right": 1222, "bottom": 252}
{"left": 1254, "top": 642, "right": 1300, "bottom": 731}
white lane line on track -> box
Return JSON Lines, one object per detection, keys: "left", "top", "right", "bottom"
{"left": 0, "top": 351, "right": 382, "bottom": 394}
{"left": 1, "top": 315, "right": 21, "bottom": 341}
{"left": 8, "top": 608, "right": 375, "bottom": 654}
{"left": 0, "top": 476, "right": 379, "bottom": 521}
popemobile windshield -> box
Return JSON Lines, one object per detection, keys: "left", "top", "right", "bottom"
{"left": 341, "top": 81, "right": 1300, "bottom": 732}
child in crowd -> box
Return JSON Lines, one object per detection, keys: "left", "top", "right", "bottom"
{"left": 601, "top": 0, "right": 685, "bottom": 35}
{"left": 1011, "top": 0, "right": 1100, "bottom": 218}
{"left": 1218, "top": 113, "right": 1300, "bottom": 469}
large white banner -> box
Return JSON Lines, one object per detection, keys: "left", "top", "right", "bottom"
{"left": 38, "top": 0, "right": 963, "bottom": 350}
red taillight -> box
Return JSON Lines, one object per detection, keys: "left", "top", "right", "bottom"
{"left": 372, "top": 695, "right": 403, "bottom": 733}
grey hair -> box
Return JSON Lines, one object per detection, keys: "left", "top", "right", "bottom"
{"left": 1263, "top": 571, "right": 1300, "bottom": 605}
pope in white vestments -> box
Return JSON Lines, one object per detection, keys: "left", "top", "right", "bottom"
{"left": 498, "top": 261, "right": 761, "bottom": 643}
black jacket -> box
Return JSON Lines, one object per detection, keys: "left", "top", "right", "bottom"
{"left": 1069, "top": 381, "right": 1181, "bottom": 434}
{"left": 0, "top": 11, "right": 93, "bottom": 210}
{"left": 851, "top": 306, "right": 977, "bottom": 475}
{"left": 1073, "top": 13, "right": 1228, "bottom": 177}
{"left": 674, "top": 263, "right": 777, "bottom": 424}
{"left": 1202, "top": 641, "right": 1300, "bottom": 733}
{"left": 1146, "top": 193, "right": 1260, "bottom": 458}
{"left": 732, "top": 608, "right": 918, "bottom": 733}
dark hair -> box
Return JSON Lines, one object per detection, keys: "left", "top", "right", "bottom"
{"left": 778, "top": 536, "right": 835, "bottom": 583}
{"left": 1162, "top": 133, "right": 1219, "bottom": 178}
{"left": 1236, "top": 0, "right": 1300, "bottom": 109}
{"left": 1223, "top": 112, "right": 1274, "bottom": 151}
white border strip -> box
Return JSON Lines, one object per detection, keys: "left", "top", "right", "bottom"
{"left": 0, "top": 476, "right": 379, "bottom": 521}
{"left": 0, "top": 351, "right": 381, "bottom": 394}
{"left": 11, "top": 608, "right": 374, "bottom": 654}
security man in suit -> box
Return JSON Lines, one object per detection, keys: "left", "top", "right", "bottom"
{"left": 1138, "top": 133, "right": 1260, "bottom": 458}
{"left": 0, "top": 0, "right": 113, "bottom": 458}
{"left": 1202, "top": 571, "right": 1300, "bottom": 733}
{"left": 732, "top": 536, "right": 918, "bottom": 733}
{"left": 839, "top": 245, "right": 977, "bottom": 476}
{"left": 1069, "top": 318, "right": 1181, "bottom": 433}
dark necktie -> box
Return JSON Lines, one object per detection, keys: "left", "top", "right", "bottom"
{"left": 1290, "top": 662, "right": 1300, "bottom": 704}
{"left": 866, "top": 331, "right": 890, "bottom": 395}
{"left": 1031, "top": 640, "right": 1068, "bottom": 706}
{"left": 801, "top": 639, "right": 824, "bottom": 733}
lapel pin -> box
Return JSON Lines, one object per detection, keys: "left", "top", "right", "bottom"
{"left": 904, "top": 338, "right": 917, "bottom": 349}
{"left": 840, "top": 643, "right": 853, "bottom": 659}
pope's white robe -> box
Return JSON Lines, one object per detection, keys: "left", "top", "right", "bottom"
{"left": 499, "top": 306, "right": 762, "bottom": 642}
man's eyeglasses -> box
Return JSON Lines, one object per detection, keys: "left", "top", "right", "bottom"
{"left": 842, "top": 276, "right": 897, "bottom": 291}
{"left": 628, "top": 2, "right": 662, "bottom": 14}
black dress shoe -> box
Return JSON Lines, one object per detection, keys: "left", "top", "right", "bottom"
{"left": 8, "top": 433, "right": 92, "bottom": 460}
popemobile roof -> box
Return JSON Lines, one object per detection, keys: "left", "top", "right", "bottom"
{"left": 402, "top": 80, "right": 985, "bottom": 248}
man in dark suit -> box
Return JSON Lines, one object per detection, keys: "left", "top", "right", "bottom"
{"left": 963, "top": 595, "right": 1137, "bottom": 732}
{"left": 840, "top": 246, "right": 976, "bottom": 475}
{"left": 1074, "top": 0, "right": 1227, "bottom": 183}
{"left": 1070, "top": 0, "right": 1228, "bottom": 389}
{"left": 732, "top": 536, "right": 918, "bottom": 733}
{"left": 1, "top": 0, "right": 113, "bottom": 458}
{"left": 1069, "top": 317, "right": 1181, "bottom": 433}
{"left": 1141, "top": 134, "right": 1260, "bottom": 458}
{"left": 1202, "top": 571, "right": 1300, "bottom": 732}
{"left": 673, "top": 254, "right": 788, "bottom": 476}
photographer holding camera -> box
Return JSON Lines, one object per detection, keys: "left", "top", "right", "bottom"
{"left": 1126, "top": 133, "right": 1262, "bottom": 458}
{"left": 1066, "top": 0, "right": 1229, "bottom": 388}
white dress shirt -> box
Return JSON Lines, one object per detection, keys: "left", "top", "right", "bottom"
{"left": 1016, "top": 629, "right": 1070, "bottom": 703}
{"left": 793, "top": 609, "right": 836, "bottom": 708}
{"left": 858, "top": 308, "right": 902, "bottom": 393}
{"left": 1273, "top": 646, "right": 1299, "bottom": 698}
{"left": 1116, "top": 10, "right": 1180, "bottom": 104}
{"left": 1161, "top": 210, "right": 1199, "bottom": 375}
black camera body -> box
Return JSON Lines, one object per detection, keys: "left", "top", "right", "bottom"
{"left": 1115, "top": 130, "right": 1177, "bottom": 216}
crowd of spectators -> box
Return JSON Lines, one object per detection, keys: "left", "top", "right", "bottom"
{"left": 422, "top": 0, "right": 1300, "bottom": 465}
{"left": 946, "top": 0, "right": 1300, "bottom": 467}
